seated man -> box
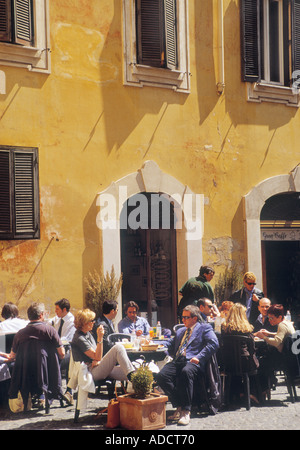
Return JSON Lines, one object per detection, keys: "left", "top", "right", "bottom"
{"left": 155, "top": 305, "right": 219, "bottom": 426}
{"left": 92, "top": 300, "right": 118, "bottom": 355}
{"left": 253, "top": 298, "right": 278, "bottom": 334}
{"left": 197, "top": 298, "right": 216, "bottom": 323}
{"left": 118, "top": 301, "right": 150, "bottom": 336}
{"left": 6, "top": 302, "right": 65, "bottom": 409}
{"left": 0, "top": 303, "right": 27, "bottom": 335}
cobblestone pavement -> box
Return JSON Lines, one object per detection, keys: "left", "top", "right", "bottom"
{"left": 0, "top": 376, "right": 299, "bottom": 431}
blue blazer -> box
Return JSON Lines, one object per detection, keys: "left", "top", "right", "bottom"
{"left": 166, "top": 322, "right": 219, "bottom": 372}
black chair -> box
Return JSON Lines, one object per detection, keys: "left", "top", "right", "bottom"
{"left": 281, "top": 333, "right": 300, "bottom": 403}
{"left": 193, "top": 353, "right": 223, "bottom": 415}
{"left": 5, "top": 333, "right": 16, "bottom": 353}
{"left": 8, "top": 338, "right": 64, "bottom": 414}
{"left": 173, "top": 324, "right": 185, "bottom": 334}
{"left": 220, "top": 334, "right": 262, "bottom": 410}
{"left": 107, "top": 333, "right": 132, "bottom": 345}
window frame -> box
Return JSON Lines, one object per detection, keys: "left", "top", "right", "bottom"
{"left": 123, "top": 0, "right": 190, "bottom": 92}
{"left": 241, "top": 0, "right": 300, "bottom": 106}
{"left": 261, "top": 0, "right": 285, "bottom": 85}
{"left": 0, "top": 0, "right": 50, "bottom": 73}
{"left": 0, "top": 146, "right": 40, "bottom": 240}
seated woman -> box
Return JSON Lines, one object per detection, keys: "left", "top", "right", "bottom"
{"left": 221, "top": 303, "right": 260, "bottom": 404}
{"left": 255, "top": 304, "right": 295, "bottom": 351}
{"left": 255, "top": 304, "right": 295, "bottom": 395}
{"left": 71, "top": 309, "right": 135, "bottom": 382}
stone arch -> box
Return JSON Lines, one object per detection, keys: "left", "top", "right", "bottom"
{"left": 243, "top": 167, "right": 300, "bottom": 288}
{"left": 96, "top": 160, "right": 204, "bottom": 322}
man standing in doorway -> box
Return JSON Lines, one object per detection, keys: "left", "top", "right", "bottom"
{"left": 229, "top": 272, "right": 264, "bottom": 325}
{"left": 177, "top": 265, "right": 215, "bottom": 319}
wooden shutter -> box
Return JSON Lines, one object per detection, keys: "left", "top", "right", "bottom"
{"left": 0, "top": 0, "right": 12, "bottom": 42}
{"left": 13, "top": 0, "right": 33, "bottom": 46}
{"left": 164, "top": 0, "right": 177, "bottom": 69}
{"left": 0, "top": 151, "right": 12, "bottom": 234}
{"left": 240, "top": 0, "right": 261, "bottom": 82}
{"left": 137, "top": 0, "right": 164, "bottom": 67}
{"left": 0, "top": 147, "right": 39, "bottom": 240}
{"left": 291, "top": 0, "right": 300, "bottom": 74}
{"left": 14, "top": 151, "right": 36, "bottom": 235}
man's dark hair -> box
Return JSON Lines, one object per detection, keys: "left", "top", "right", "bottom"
{"left": 1, "top": 303, "right": 19, "bottom": 320}
{"left": 124, "top": 301, "right": 139, "bottom": 313}
{"left": 55, "top": 298, "right": 70, "bottom": 312}
{"left": 197, "top": 298, "right": 210, "bottom": 308}
{"left": 102, "top": 300, "right": 118, "bottom": 315}
{"left": 199, "top": 265, "right": 215, "bottom": 276}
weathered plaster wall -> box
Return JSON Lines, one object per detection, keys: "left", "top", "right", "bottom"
{"left": 0, "top": 0, "right": 299, "bottom": 316}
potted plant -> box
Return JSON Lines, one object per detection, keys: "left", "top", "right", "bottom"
{"left": 118, "top": 362, "right": 168, "bottom": 430}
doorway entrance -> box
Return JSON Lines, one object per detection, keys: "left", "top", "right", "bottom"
{"left": 120, "top": 192, "right": 177, "bottom": 330}
{"left": 260, "top": 192, "right": 300, "bottom": 313}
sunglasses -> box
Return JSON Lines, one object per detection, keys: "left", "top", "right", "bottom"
{"left": 182, "top": 315, "right": 192, "bottom": 320}
{"left": 246, "top": 282, "right": 256, "bottom": 286}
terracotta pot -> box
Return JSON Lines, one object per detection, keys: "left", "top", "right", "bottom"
{"left": 118, "top": 393, "right": 168, "bottom": 430}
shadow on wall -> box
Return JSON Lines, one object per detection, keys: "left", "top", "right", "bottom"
{"left": 195, "top": 0, "right": 218, "bottom": 126}
{"left": 82, "top": 195, "right": 102, "bottom": 304}
{"left": 98, "top": 0, "right": 188, "bottom": 155}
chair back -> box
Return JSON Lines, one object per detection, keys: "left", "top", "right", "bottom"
{"left": 107, "top": 333, "right": 132, "bottom": 345}
{"left": 5, "top": 333, "right": 16, "bottom": 352}
{"left": 220, "top": 334, "right": 257, "bottom": 376}
{"left": 173, "top": 324, "right": 185, "bottom": 333}
{"left": 9, "top": 338, "right": 63, "bottom": 403}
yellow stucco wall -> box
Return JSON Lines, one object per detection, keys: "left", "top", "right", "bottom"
{"left": 0, "top": 0, "right": 299, "bottom": 316}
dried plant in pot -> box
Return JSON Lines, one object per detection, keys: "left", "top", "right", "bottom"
{"left": 85, "top": 265, "right": 122, "bottom": 317}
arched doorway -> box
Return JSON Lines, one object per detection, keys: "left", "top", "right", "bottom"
{"left": 96, "top": 160, "right": 205, "bottom": 326}
{"left": 260, "top": 192, "right": 300, "bottom": 311}
{"left": 243, "top": 167, "right": 300, "bottom": 290}
{"left": 120, "top": 193, "right": 177, "bottom": 329}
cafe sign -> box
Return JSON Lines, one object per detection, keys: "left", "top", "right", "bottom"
{"left": 261, "top": 229, "right": 300, "bottom": 241}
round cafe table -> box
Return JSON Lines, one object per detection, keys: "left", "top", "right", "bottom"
{"left": 125, "top": 347, "right": 167, "bottom": 363}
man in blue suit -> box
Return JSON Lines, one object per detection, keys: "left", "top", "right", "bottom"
{"left": 156, "top": 305, "right": 219, "bottom": 425}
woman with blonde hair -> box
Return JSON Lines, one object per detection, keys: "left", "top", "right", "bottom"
{"left": 71, "top": 309, "right": 135, "bottom": 382}
{"left": 221, "top": 303, "right": 260, "bottom": 404}
{"left": 222, "top": 302, "right": 254, "bottom": 335}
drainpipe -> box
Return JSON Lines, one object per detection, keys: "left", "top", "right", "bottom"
{"left": 217, "top": 0, "right": 225, "bottom": 95}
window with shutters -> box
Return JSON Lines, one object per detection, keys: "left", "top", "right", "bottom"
{"left": 0, "top": 146, "right": 40, "bottom": 240}
{"left": 0, "top": 0, "right": 50, "bottom": 73}
{"left": 123, "top": 0, "right": 190, "bottom": 92}
{"left": 241, "top": 0, "right": 300, "bottom": 106}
